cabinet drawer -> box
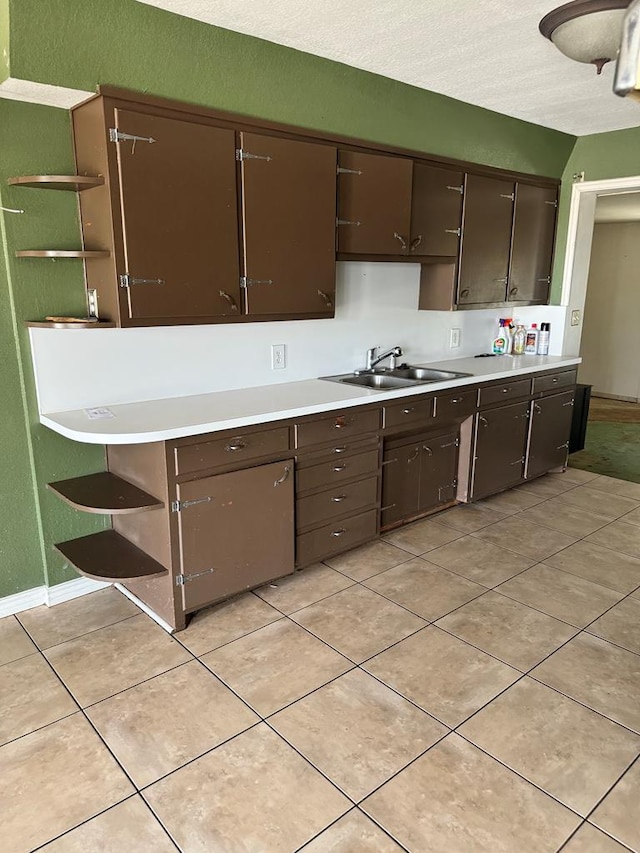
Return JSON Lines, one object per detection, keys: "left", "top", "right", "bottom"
{"left": 174, "top": 427, "right": 290, "bottom": 476}
{"left": 296, "top": 436, "right": 378, "bottom": 468}
{"left": 384, "top": 397, "right": 434, "bottom": 430}
{"left": 296, "top": 476, "right": 378, "bottom": 531}
{"left": 295, "top": 408, "right": 381, "bottom": 448}
{"left": 433, "top": 389, "right": 477, "bottom": 421}
{"left": 532, "top": 369, "right": 577, "bottom": 395}
{"left": 297, "top": 449, "right": 379, "bottom": 494}
{"left": 478, "top": 378, "right": 531, "bottom": 408}
{"left": 296, "top": 509, "right": 378, "bottom": 567}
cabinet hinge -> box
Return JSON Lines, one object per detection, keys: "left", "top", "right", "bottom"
{"left": 171, "top": 496, "right": 212, "bottom": 512}
{"left": 545, "top": 199, "right": 559, "bottom": 208}
{"left": 240, "top": 276, "right": 274, "bottom": 288}
{"left": 440, "top": 438, "right": 460, "bottom": 448}
{"left": 119, "top": 274, "right": 165, "bottom": 288}
{"left": 336, "top": 218, "right": 362, "bottom": 227}
{"left": 500, "top": 192, "right": 515, "bottom": 201}
{"left": 175, "top": 568, "right": 216, "bottom": 586}
{"left": 446, "top": 185, "right": 464, "bottom": 194}
{"left": 337, "top": 166, "right": 362, "bottom": 175}
{"left": 236, "top": 148, "right": 272, "bottom": 162}
{"left": 109, "top": 128, "right": 156, "bottom": 145}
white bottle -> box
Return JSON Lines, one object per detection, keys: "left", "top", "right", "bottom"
{"left": 524, "top": 323, "right": 539, "bottom": 355}
{"left": 537, "top": 322, "right": 550, "bottom": 355}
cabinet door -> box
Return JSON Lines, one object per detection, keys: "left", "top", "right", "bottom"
{"left": 508, "top": 183, "right": 558, "bottom": 304}
{"left": 419, "top": 431, "right": 459, "bottom": 512}
{"left": 526, "top": 391, "right": 574, "bottom": 480}
{"left": 458, "top": 174, "right": 514, "bottom": 306}
{"left": 113, "top": 108, "right": 241, "bottom": 322}
{"left": 240, "top": 132, "right": 337, "bottom": 316}
{"left": 337, "top": 151, "right": 413, "bottom": 255}
{"left": 410, "top": 164, "right": 463, "bottom": 257}
{"left": 381, "top": 442, "right": 421, "bottom": 529}
{"left": 471, "top": 402, "right": 529, "bottom": 499}
{"left": 175, "top": 460, "right": 294, "bottom": 612}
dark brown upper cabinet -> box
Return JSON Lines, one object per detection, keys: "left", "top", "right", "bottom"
{"left": 337, "top": 153, "right": 463, "bottom": 259}
{"left": 337, "top": 150, "right": 413, "bottom": 255}
{"left": 410, "top": 164, "right": 464, "bottom": 257}
{"left": 457, "top": 174, "right": 515, "bottom": 307}
{"left": 508, "top": 183, "right": 558, "bottom": 305}
{"left": 239, "top": 132, "right": 337, "bottom": 317}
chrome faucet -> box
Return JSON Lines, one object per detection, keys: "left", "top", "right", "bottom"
{"left": 365, "top": 345, "right": 403, "bottom": 371}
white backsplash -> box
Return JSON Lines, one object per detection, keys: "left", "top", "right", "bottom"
{"left": 30, "top": 262, "right": 568, "bottom": 413}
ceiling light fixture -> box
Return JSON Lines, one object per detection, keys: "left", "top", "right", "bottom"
{"left": 539, "top": 0, "right": 632, "bottom": 74}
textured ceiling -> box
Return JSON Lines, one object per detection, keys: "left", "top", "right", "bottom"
{"left": 138, "top": 0, "right": 640, "bottom": 136}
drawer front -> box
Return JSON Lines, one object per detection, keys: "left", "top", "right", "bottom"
{"left": 297, "top": 449, "right": 379, "bottom": 494}
{"left": 174, "top": 426, "right": 290, "bottom": 476}
{"left": 384, "top": 397, "right": 434, "bottom": 430}
{"left": 478, "top": 378, "right": 531, "bottom": 408}
{"left": 296, "top": 436, "right": 378, "bottom": 469}
{"left": 433, "top": 389, "right": 477, "bottom": 421}
{"left": 296, "top": 475, "right": 378, "bottom": 531}
{"left": 532, "top": 369, "right": 578, "bottom": 395}
{"left": 296, "top": 408, "right": 381, "bottom": 449}
{"left": 296, "top": 509, "right": 378, "bottom": 567}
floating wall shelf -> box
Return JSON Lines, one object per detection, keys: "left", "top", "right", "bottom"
{"left": 48, "top": 472, "right": 164, "bottom": 515}
{"left": 25, "top": 320, "right": 116, "bottom": 329}
{"left": 54, "top": 530, "right": 169, "bottom": 583}
{"left": 15, "top": 249, "right": 110, "bottom": 259}
{"left": 7, "top": 175, "right": 104, "bottom": 191}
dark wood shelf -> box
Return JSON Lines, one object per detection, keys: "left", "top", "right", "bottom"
{"left": 15, "top": 249, "right": 110, "bottom": 259}
{"left": 7, "top": 175, "right": 104, "bottom": 191}
{"left": 55, "top": 530, "right": 168, "bottom": 583}
{"left": 48, "top": 472, "right": 164, "bottom": 514}
{"left": 25, "top": 319, "right": 116, "bottom": 329}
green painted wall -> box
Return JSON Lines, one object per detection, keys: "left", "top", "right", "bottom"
{"left": 550, "top": 125, "right": 640, "bottom": 301}
{"left": 0, "top": 0, "right": 580, "bottom": 598}
{"left": 0, "top": 0, "right": 9, "bottom": 82}
{"left": 0, "top": 100, "right": 106, "bottom": 593}
{"left": 8, "top": 0, "right": 575, "bottom": 177}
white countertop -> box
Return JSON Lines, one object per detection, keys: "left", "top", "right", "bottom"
{"left": 41, "top": 355, "right": 581, "bottom": 445}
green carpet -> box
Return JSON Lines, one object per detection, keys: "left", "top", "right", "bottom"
{"left": 570, "top": 421, "right": 640, "bottom": 483}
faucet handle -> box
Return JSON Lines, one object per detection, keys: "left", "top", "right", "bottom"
{"left": 366, "top": 346, "right": 378, "bottom": 369}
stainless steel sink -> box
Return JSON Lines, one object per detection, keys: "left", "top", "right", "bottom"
{"left": 321, "top": 366, "right": 472, "bottom": 390}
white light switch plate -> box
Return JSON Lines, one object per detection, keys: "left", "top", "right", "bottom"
{"left": 571, "top": 310, "right": 581, "bottom": 326}
{"left": 449, "top": 328, "right": 461, "bottom": 348}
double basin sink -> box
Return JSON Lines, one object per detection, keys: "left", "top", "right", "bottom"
{"left": 322, "top": 366, "right": 472, "bottom": 390}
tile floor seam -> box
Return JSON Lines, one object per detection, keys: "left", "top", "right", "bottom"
{"left": 15, "top": 611, "right": 141, "bottom": 652}
{"left": 0, "top": 649, "right": 40, "bottom": 670}
{"left": 254, "top": 577, "right": 360, "bottom": 618}
{"left": 420, "top": 551, "right": 536, "bottom": 591}
{"left": 322, "top": 548, "right": 418, "bottom": 581}
{"left": 581, "top": 754, "right": 640, "bottom": 851}
{"left": 171, "top": 610, "right": 287, "bottom": 658}
{"left": 582, "top": 822, "right": 639, "bottom": 853}
{"left": 293, "top": 806, "right": 412, "bottom": 853}
{"left": 481, "top": 581, "right": 599, "bottom": 630}
{"left": 467, "top": 523, "right": 580, "bottom": 560}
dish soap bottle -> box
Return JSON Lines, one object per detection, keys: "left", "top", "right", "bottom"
{"left": 525, "top": 323, "right": 539, "bottom": 355}
{"left": 512, "top": 322, "right": 526, "bottom": 356}
{"left": 492, "top": 320, "right": 509, "bottom": 355}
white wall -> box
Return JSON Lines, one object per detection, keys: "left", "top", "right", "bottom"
{"left": 30, "top": 262, "right": 567, "bottom": 413}
{"left": 579, "top": 221, "right": 640, "bottom": 400}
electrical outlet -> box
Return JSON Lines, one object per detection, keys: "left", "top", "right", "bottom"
{"left": 571, "top": 310, "right": 581, "bottom": 326}
{"left": 449, "top": 328, "right": 461, "bottom": 348}
{"left": 271, "top": 343, "right": 286, "bottom": 370}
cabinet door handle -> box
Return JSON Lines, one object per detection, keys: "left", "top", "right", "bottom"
{"left": 460, "top": 289, "right": 470, "bottom": 298}
{"left": 407, "top": 448, "right": 420, "bottom": 463}
{"left": 479, "top": 415, "right": 489, "bottom": 427}
{"left": 509, "top": 287, "right": 519, "bottom": 297}
{"left": 218, "top": 290, "right": 238, "bottom": 311}
{"left": 382, "top": 457, "right": 398, "bottom": 466}
{"left": 317, "top": 289, "right": 334, "bottom": 309}
{"left": 332, "top": 463, "right": 347, "bottom": 472}
{"left": 393, "top": 232, "right": 408, "bottom": 250}
{"left": 534, "top": 404, "right": 542, "bottom": 414}
{"left": 410, "top": 235, "right": 423, "bottom": 251}
{"left": 494, "top": 277, "right": 509, "bottom": 283}
{"left": 273, "top": 465, "right": 291, "bottom": 487}
{"left": 331, "top": 494, "right": 347, "bottom": 503}
{"left": 331, "top": 528, "right": 346, "bottom": 537}
{"left": 422, "top": 445, "right": 433, "bottom": 456}
{"left": 225, "top": 440, "right": 247, "bottom": 452}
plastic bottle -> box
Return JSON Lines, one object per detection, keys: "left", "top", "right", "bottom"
{"left": 503, "top": 319, "right": 514, "bottom": 354}
{"left": 492, "top": 320, "right": 509, "bottom": 355}
{"left": 512, "top": 322, "right": 526, "bottom": 356}
{"left": 524, "top": 323, "right": 539, "bottom": 355}
{"left": 537, "top": 322, "right": 551, "bottom": 355}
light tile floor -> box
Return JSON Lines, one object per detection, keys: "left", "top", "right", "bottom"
{"left": 2, "top": 469, "right": 640, "bottom": 852}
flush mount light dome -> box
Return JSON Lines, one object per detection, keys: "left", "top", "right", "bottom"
{"left": 540, "top": 0, "right": 632, "bottom": 74}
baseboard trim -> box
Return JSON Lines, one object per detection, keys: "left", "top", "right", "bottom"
{"left": 0, "top": 576, "right": 109, "bottom": 618}
{"left": 592, "top": 392, "right": 639, "bottom": 403}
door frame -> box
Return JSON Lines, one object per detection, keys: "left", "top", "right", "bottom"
{"left": 560, "top": 174, "right": 640, "bottom": 356}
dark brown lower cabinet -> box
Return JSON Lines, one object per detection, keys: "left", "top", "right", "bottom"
{"left": 526, "top": 390, "right": 575, "bottom": 480}
{"left": 175, "top": 459, "right": 294, "bottom": 612}
{"left": 471, "top": 402, "right": 530, "bottom": 500}
{"left": 381, "top": 430, "right": 459, "bottom": 530}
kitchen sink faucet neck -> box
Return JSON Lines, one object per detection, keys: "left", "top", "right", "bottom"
{"left": 366, "top": 345, "right": 403, "bottom": 370}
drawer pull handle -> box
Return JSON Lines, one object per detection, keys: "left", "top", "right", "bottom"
{"left": 423, "top": 445, "right": 433, "bottom": 456}
{"left": 450, "top": 397, "right": 462, "bottom": 404}
{"left": 333, "top": 446, "right": 347, "bottom": 453}
{"left": 225, "top": 440, "right": 247, "bottom": 452}
{"left": 273, "top": 465, "right": 291, "bottom": 487}
{"left": 402, "top": 407, "right": 415, "bottom": 414}
{"left": 333, "top": 464, "right": 347, "bottom": 472}
{"left": 331, "top": 494, "right": 347, "bottom": 502}
{"left": 331, "top": 528, "right": 346, "bottom": 537}
{"left": 502, "top": 387, "right": 510, "bottom": 393}
{"left": 333, "top": 417, "right": 353, "bottom": 430}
